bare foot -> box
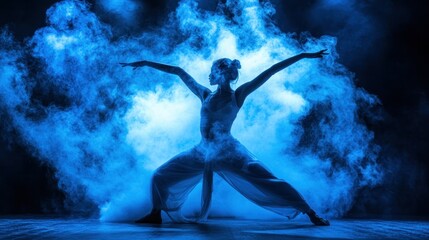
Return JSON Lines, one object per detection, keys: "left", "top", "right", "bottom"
{"left": 307, "top": 209, "right": 330, "bottom": 226}
{"left": 135, "top": 209, "right": 162, "bottom": 224}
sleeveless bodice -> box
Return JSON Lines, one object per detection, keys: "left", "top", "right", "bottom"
{"left": 200, "top": 91, "right": 239, "bottom": 140}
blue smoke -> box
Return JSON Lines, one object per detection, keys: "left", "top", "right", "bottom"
{"left": 0, "top": 0, "right": 382, "bottom": 221}
{"left": 307, "top": 0, "right": 384, "bottom": 63}
{"left": 96, "top": 0, "right": 143, "bottom": 30}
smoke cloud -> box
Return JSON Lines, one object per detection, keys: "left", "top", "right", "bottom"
{"left": 0, "top": 0, "right": 382, "bottom": 221}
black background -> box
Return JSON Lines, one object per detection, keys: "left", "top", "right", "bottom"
{"left": 0, "top": 0, "right": 428, "bottom": 217}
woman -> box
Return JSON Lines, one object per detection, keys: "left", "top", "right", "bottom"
{"left": 120, "top": 50, "right": 330, "bottom": 226}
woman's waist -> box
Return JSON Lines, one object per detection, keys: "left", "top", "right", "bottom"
{"left": 200, "top": 121, "right": 232, "bottom": 137}
{"left": 197, "top": 130, "right": 238, "bottom": 146}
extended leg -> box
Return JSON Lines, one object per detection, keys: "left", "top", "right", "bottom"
{"left": 136, "top": 147, "right": 205, "bottom": 224}
{"left": 245, "top": 162, "right": 329, "bottom": 225}
{"left": 215, "top": 143, "right": 329, "bottom": 226}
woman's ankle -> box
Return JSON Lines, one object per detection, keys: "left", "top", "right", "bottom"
{"left": 151, "top": 208, "right": 161, "bottom": 215}
{"left": 305, "top": 209, "right": 315, "bottom": 215}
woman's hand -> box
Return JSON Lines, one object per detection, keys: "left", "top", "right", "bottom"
{"left": 119, "top": 61, "right": 146, "bottom": 70}
{"left": 303, "top": 49, "right": 328, "bottom": 59}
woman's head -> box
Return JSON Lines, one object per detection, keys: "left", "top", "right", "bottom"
{"left": 209, "top": 58, "right": 241, "bottom": 86}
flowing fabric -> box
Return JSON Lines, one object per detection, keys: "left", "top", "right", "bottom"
{"left": 149, "top": 91, "right": 311, "bottom": 222}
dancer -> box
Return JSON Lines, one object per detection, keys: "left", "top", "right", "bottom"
{"left": 120, "top": 50, "right": 330, "bottom": 226}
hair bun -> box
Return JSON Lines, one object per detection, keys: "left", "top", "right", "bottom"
{"left": 231, "top": 59, "right": 241, "bottom": 69}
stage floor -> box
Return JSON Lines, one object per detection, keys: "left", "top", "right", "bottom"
{"left": 1, "top": 217, "right": 428, "bottom": 239}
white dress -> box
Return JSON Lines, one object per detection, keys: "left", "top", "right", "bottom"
{"left": 150, "top": 91, "right": 311, "bottom": 222}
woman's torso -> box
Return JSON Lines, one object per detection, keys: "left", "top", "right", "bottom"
{"left": 200, "top": 91, "right": 240, "bottom": 141}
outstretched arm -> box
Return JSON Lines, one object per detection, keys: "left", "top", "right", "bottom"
{"left": 120, "top": 60, "right": 210, "bottom": 101}
{"left": 235, "top": 49, "right": 327, "bottom": 108}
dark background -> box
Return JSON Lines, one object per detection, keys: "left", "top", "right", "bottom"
{"left": 0, "top": 0, "right": 428, "bottom": 217}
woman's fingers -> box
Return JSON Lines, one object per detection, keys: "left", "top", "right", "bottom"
{"left": 120, "top": 62, "right": 140, "bottom": 68}
{"left": 315, "top": 49, "right": 328, "bottom": 58}
{"left": 319, "top": 49, "right": 328, "bottom": 55}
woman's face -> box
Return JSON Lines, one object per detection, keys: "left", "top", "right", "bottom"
{"left": 209, "top": 65, "right": 223, "bottom": 86}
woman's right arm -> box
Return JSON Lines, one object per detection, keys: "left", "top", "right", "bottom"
{"left": 235, "top": 50, "right": 327, "bottom": 108}
{"left": 121, "top": 60, "right": 211, "bottom": 101}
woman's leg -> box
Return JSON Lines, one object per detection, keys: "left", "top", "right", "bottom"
{"left": 136, "top": 147, "right": 205, "bottom": 223}
{"left": 215, "top": 142, "right": 329, "bottom": 226}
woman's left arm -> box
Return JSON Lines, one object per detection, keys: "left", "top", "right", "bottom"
{"left": 235, "top": 49, "right": 327, "bottom": 107}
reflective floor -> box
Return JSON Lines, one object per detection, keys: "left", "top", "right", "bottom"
{"left": 1, "top": 216, "right": 429, "bottom": 239}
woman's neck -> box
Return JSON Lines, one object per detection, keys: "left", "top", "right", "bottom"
{"left": 216, "top": 83, "right": 233, "bottom": 94}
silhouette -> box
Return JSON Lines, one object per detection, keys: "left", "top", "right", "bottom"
{"left": 120, "top": 50, "right": 330, "bottom": 226}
